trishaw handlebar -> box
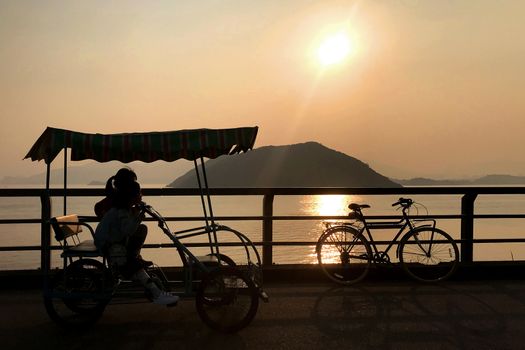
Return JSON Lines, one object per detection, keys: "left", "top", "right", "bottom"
{"left": 137, "top": 202, "right": 162, "bottom": 222}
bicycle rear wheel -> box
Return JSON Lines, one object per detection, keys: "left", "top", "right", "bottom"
{"left": 399, "top": 227, "right": 459, "bottom": 282}
{"left": 196, "top": 267, "right": 259, "bottom": 333}
{"left": 316, "top": 226, "right": 371, "bottom": 285}
{"left": 44, "top": 258, "right": 112, "bottom": 328}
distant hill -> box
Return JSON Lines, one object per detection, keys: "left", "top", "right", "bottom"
{"left": 395, "top": 177, "right": 470, "bottom": 186}
{"left": 168, "top": 142, "right": 402, "bottom": 188}
{"left": 397, "top": 174, "right": 525, "bottom": 186}
{"left": 474, "top": 175, "right": 525, "bottom": 185}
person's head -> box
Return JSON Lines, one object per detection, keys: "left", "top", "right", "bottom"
{"left": 114, "top": 180, "right": 142, "bottom": 209}
{"left": 114, "top": 167, "right": 137, "bottom": 187}
{"left": 105, "top": 167, "right": 138, "bottom": 196}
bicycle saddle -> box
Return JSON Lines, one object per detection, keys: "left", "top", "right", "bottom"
{"left": 348, "top": 203, "right": 370, "bottom": 211}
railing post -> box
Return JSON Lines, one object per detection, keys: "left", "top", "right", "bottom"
{"left": 262, "top": 194, "right": 274, "bottom": 266}
{"left": 461, "top": 193, "right": 477, "bottom": 263}
{"left": 41, "top": 192, "right": 51, "bottom": 289}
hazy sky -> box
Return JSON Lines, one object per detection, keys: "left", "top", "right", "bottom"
{"left": 1, "top": 0, "right": 524, "bottom": 179}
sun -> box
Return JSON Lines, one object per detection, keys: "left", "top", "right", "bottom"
{"left": 317, "top": 32, "right": 353, "bottom": 66}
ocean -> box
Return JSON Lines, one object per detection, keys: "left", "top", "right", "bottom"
{"left": 1, "top": 186, "right": 524, "bottom": 270}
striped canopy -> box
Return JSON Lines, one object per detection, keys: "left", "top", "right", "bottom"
{"left": 25, "top": 126, "right": 258, "bottom": 164}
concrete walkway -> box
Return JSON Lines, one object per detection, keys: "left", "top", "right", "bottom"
{"left": 2, "top": 280, "right": 525, "bottom": 350}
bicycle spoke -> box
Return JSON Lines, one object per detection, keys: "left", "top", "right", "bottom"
{"left": 401, "top": 250, "right": 428, "bottom": 258}
{"left": 317, "top": 227, "right": 371, "bottom": 285}
{"left": 399, "top": 228, "right": 459, "bottom": 282}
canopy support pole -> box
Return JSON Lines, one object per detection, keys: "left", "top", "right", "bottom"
{"left": 194, "top": 159, "right": 213, "bottom": 255}
{"left": 42, "top": 161, "right": 51, "bottom": 291}
{"left": 200, "top": 156, "right": 219, "bottom": 257}
{"left": 45, "top": 160, "right": 50, "bottom": 191}
{"left": 63, "top": 147, "right": 67, "bottom": 215}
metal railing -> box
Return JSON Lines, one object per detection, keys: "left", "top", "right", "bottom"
{"left": 1, "top": 187, "right": 525, "bottom": 269}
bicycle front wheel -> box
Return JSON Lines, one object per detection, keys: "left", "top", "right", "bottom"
{"left": 316, "top": 226, "right": 371, "bottom": 285}
{"left": 399, "top": 227, "right": 459, "bottom": 282}
{"left": 196, "top": 268, "right": 259, "bottom": 333}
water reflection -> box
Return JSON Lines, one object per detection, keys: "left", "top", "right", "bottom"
{"left": 302, "top": 195, "right": 360, "bottom": 217}
{"left": 297, "top": 195, "right": 360, "bottom": 265}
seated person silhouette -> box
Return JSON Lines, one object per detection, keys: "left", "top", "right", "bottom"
{"left": 95, "top": 168, "right": 152, "bottom": 267}
{"left": 95, "top": 180, "right": 178, "bottom": 305}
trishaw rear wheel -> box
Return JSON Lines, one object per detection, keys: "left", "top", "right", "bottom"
{"left": 196, "top": 267, "right": 259, "bottom": 333}
{"left": 43, "top": 258, "right": 112, "bottom": 328}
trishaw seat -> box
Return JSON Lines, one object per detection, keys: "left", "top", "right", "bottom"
{"left": 68, "top": 239, "right": 96, "bottom": 250}
{"left": 50, "top": 214, "right": 102, "bottom": 258}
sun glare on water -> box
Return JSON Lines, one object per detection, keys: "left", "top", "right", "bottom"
{"left": 317, "top": 32, "right": 353, "bottom": 66}
{"left": 315, "top": 195, "right": 352, "bottom": 216}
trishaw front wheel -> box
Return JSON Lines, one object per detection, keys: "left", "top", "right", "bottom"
{"left": 195, "top": 267, "right": 259, "bottom": 333}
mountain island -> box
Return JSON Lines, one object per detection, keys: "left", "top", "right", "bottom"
{"left": 168, "top": 142, "right": 401, "bottom": 188}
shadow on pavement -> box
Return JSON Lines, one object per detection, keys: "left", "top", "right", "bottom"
{"left": 311, "top": 282, "right": 525, "bottom": 349}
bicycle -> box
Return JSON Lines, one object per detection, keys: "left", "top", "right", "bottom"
{"left": 316, "top": 197, "right": 459, "bottom": 284}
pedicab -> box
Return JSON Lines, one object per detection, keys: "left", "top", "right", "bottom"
{"left": 25, "top": 126, "right": 266, "bottom": 333}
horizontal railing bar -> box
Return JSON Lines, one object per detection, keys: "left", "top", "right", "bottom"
{"left": 472, "top": 214, "right": 525, "bottom": 219}
{"left": 150, "top": 238, "right": 525, "bottom": 246}
{"left": 82, "top": 214, "right": 525, "bottom": 222}
{"left": 2, "top": 237, "right": 525, "bottom": 252}
{"left": 118, "top": 214, "right": 525, "bottom": 221}
{"left": 1, "top": 214, "right": 524, "bottom": 226}
{"left": 3, "top": 187, "right": 525, "bottom": 197}
{"left": 0, "top": 219, "right": 42, "bottom": 224}
{"left": 0, "top": 189, "right": 50, "bottom": 197}
{"left": 461, "top": 238, "right": 525, "bottom": 243}
{"left": 0, "top": 246, "right": 43, "bottom": 251}
{"left": 138, "top": 214, "right": 525, "bottom": 222}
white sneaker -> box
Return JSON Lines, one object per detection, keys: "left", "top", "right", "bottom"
{"left": 153, "top": 291, "right": 179, "bottom": 306}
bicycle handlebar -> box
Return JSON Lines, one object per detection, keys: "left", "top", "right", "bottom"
{"left": 391, "top": 197, "right": 413, "bottom": 208}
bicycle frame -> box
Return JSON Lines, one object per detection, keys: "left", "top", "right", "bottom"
{"left": 350, "top": 207, "right": 437, "bottom": 261}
